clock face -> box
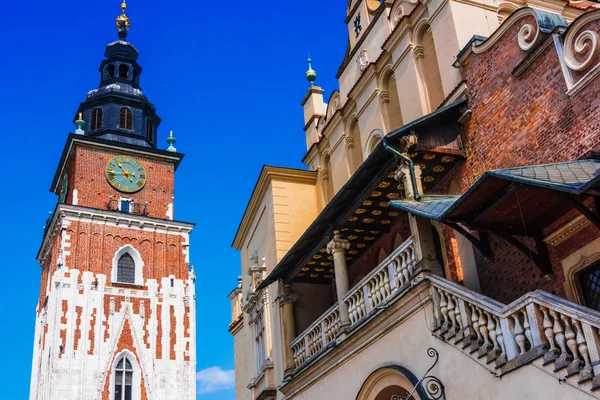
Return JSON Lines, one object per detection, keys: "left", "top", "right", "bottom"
{"left": 105, "top": 155, "right": 147, "bottom": 193}
{"left": 59, "top": 172, "right": 68, "bottom": 203}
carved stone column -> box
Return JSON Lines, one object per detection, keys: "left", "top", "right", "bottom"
{"left": 408, "top": 214, "right": 443, "bottom": 276}
{"left": 327, "top": 230, "right": 351, "bottom": 329}
{"left": 280, "top": 284, "right": 298, "bottom": 377}
{"left": 394, "top": 164, "right": 423, "bottom": 200}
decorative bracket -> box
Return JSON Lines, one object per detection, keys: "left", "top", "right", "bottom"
{"left": 391, "top": 348, "right": 445, "bottom": 400}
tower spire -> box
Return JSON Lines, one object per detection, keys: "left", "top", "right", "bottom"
{"left": 306, "top": 55, "right": 317, "bottom": 86}
{"left": 115, "top": 0, "right": 131, "bottom": 41}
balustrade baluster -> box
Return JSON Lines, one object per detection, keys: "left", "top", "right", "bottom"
{"left": 458, "top": 299, "right": 473, "bottom": 348}
{"left": 408, "top": 245, "right": 415, "bottom": 277}
{"left": 495, "top": 316, "right": 507, "bottom": 366}
{"left": 542, "top": 307, "right": 560, "bottom": 364}
{"left": 470, "top": 304, "right": 482, "bottom": 353}
{"left": 347, "top": 296, "right": 356, "bottom": 325}
{"left": 454, "top": 296, "right": 463, "bottom": 343}
{"left": 486, "top": 312, "right": 499, "bottom": 361}
{"left": 387, "top": 259, "right": 398, "bottom": 292}
{"left": 383, "top": 269, "right": 391, "bottom": 298}
{"left": 400, "top": 253, "right": 410, "bottom": 285}
{"left": 552, "top": 310, "right": 569, "bottom": 371}
{"left": 376, "top": 273, "right": 385, "bottom": 303}
{"left": 522, "top": 309, "right": 532, "bottom": 351}
{"left": 478, "top": 309, "right": 492, "bottom": 356}
{"left": 447, "top": 294, "right": 456, "bottom": 339}
{"left": 513, "top": 312, "right": 527, "bottom": 356}
{"left": 573, "top": 320, "right": 593, "bottom": 381}
{"left": 431, "top": 286, "right": 441, "bottom": 328}
{"left": 561, "top": 315, "right": 581, "bottom": 374}
{"left": 439, "top": 290, "right": 449, "bottom": 336}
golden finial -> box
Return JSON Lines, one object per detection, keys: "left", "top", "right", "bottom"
{"left": 78, "top": 112, "right": 83, "bottom": 120}
{"left": 115, "top": 0, "right": 131, "bottom": 41}
{"left": 169, "top": 130, "right": 173, "bottom": 138}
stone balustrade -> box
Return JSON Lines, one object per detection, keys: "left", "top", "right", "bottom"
{"left": 288, "top": 239, "right": 600, "bottom": 396}
{"left": 290, "top": 304, "right": 340, "bottom": 368}
{"left": 290, "top": 237, "right": 416, "bottom": 369}
{"left": 344, "top": 237, "right": 416, "bottom": 326}
{"left": 429, "top": 274, "right": 600, "bottom": 390}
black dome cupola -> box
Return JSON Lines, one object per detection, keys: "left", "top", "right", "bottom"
{"left": 74, "top": 0, "right": 161, "bottom": 148}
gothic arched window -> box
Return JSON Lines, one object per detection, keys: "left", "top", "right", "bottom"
{"left": 114, "top": 355, "right": 134, "bottom": 400}
{"left": 119, "top": 108, "right": 133, "bottom": 130}
{"left": 579, "top": 263, "right": 600, "bottom": 311}
{"left": 119, "top": 64, "right": 130, "bottom": 79}
{"left": 117, "top": 253, "right": 135, "bottom": 284}
{"left": 91, "top": 108, "right": 103, "bottom": 131}
{"left": 146, "top": 119, "right": 154, "bottom": 142}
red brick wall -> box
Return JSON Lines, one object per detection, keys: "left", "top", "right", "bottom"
{"left": 64, "top": 220, "right": 188, "bottom": 284}
{"left": 65, "top": 143, "right": 176, "bottom": 219}
{"left": 442, "top": 15, "right": 600, "bottom": 303}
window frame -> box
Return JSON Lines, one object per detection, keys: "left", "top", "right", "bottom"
{"left": 119, "top": 107, "right": 133, "bottom": 130}
{"left": 91, "top": 108, "right": 103, "bottom": 131}
{"left": 111, "top": 352, "right": 140, "bottom": 400}
{"left": 111, "top": 245, "right": 144, "bottom": 286}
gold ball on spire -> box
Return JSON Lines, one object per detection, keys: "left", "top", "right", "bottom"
{"left": 115, "top": 0, "right": 131, "bottom": 40}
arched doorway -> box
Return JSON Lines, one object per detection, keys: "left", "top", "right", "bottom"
{"left": 356, "top": 366, "right": 426, "bottom": 400}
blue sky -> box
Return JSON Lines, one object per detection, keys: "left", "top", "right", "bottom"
{"left": 0, "top": 1, "right": 347, "bottom": 399}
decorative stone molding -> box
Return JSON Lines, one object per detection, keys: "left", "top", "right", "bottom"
{"left": 545, "top": 215, "right": 591, "bottom": 247}
{"left": 344, "top": 135, "right": 355, "bottom": 149}
{"left": 318, "top": 167, "right": 330, "bottom": 181}
{"left": 379, "top": 90, "right": 390, "bottom": 104}
{"left": 413, "top": 45, "right": 424, "bottom": 60}
{"left": 471, "top": 8, "right": 566, "bottom": 55}
{"left": 327, "top": 231, "right": 350, "bottom": 255}
{"left": 356, "top": 49, "right": 369, "bottom": 71}
{"left": 517, "top": 22, "right": 540, "bottom": 51}
{"left": 559, "top": 10, "right": 600, "bottom": 97}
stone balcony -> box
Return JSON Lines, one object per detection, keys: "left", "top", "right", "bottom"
{"left": 284, "top": 237, "right": 600, "bottom": 398}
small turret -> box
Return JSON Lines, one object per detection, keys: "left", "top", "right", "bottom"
{"left": 301, "top": 56, "right": 325, "bottom": 151}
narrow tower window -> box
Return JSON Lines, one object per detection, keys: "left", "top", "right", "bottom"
{"left": 114, "top": 355, "right": 134, "bottom": 400}
{"left": 146, "top": 119, "right": 153, "bottom": 142}
{"left": 119, "top": 108, "right": 133, "bottom": 130}
{"left": 119, "top": 64, "right": 130, "bottom": 79}
{"left": 91, "top": 108, "right": 103, "bottom": 131}
{"left": 117, "top": 253, "right": 135, "bottom": 284}
{"left": 132, "top": 69, "right": 139, "bottom": 85}
{"left": 107, "top": 64, "right": 116, "bottom": 79}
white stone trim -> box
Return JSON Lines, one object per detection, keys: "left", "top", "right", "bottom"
{"left": 561, "top": 236, "right": 600, "bottom": 304}
{"left": 111, "top": 245, "right": 144, "bottom": 286}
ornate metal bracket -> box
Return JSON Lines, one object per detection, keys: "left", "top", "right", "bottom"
{"left": 391, "top": 348, "right": 445, "bottom": 400}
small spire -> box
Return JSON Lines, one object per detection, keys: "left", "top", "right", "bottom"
{"left": 166, "top": 130, "right": 177, "bottom": 152}
{"left": 115, "top": 0, "right": 131, "bottom": 41}
{"left": 75, "top": 112, "right": 86, "bottom": 135}
{"left": 306, "top": 54, "right": 317, "bottom": 86}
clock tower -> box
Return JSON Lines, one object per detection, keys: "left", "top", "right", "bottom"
{"left": 30, "top": 3, "right": 197, "bottom": 399}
